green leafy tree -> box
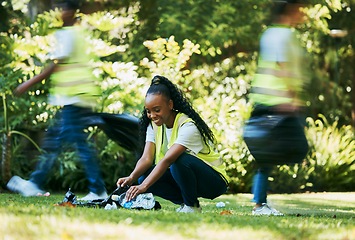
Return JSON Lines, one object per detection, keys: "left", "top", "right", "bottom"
{"left": 298, "top": 0, "right": 355, "bottom": 126}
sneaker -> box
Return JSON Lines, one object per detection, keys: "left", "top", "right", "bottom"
{"left": 177, "top": 204, "right": 202, "bottom": 213}
{"left": 252, "top": 204, "right": 284, "bottom": 216}
{"left": 6, "top": 176, "right": 45, "bottom": 197}
{"left": 79, "top": 191, "right": 108, "bottom": 201}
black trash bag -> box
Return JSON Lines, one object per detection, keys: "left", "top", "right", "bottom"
{"left": 243, "top": 114, "right": 309, "bottom": 165}
{"left": 56, "top": 187, "right": 128, "bottom": 208}
{"left": 99, "top": 113, "right": 141, "bottom": 152}
{"left": 83, "top": 112, "right": 142, "bottom": 154}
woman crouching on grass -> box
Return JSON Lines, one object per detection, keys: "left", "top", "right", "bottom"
{"left": 116, "top": 75, "right": 229, "bottom": 213}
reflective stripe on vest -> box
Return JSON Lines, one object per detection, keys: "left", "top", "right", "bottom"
{"left": 153, "top": 112, "right": 229, "bottom": 183}
{"left": 249, "top": 61, "right": 293, "bottom": 106}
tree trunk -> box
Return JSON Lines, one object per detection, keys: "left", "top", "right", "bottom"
{"left": 351, "top": 57, "right": 355, "bottom": 128}
{"left": 1, "top": 132, "right": 12, "bottom": 185}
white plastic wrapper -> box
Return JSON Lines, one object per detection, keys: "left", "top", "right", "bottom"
{"left": 216, "top": 201, "right": 226, "bottom": 208}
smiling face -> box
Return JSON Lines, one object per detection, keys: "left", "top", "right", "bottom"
{"left": 145, "top": 93, "right": 176, "bottom": 128}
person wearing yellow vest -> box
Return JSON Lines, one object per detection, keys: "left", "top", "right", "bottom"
{"left": 7, "top": 0, "right": 107, "bottom": 201}
{"left": 246, "top": 0, "right": 309, "bottom": 216}
{"left": 117, "top": 76, "right": 229, "bottom": 213}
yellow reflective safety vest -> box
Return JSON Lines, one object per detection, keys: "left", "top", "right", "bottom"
{"left": 153, "top": 112, "right": 229, "bottom": 183}
{"left": 249, "top": 26, "right": 305, "bottom": 107}
{"left": 50, "top": 26, "right": 100, "bottom": 108}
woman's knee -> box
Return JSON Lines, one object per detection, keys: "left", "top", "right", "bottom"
{"left": 170, "top": 153, "right": 192, "bottom": 175}
{"left": 173, "top": 152, "right": 194, "bottom": 166}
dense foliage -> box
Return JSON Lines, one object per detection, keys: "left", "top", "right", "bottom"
{"left": 0, "top": 0, "right": 354, "bottom": 193}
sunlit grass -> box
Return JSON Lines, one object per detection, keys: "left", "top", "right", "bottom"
{"left": 0, "top": 191, "right": 354, "bottom": 239}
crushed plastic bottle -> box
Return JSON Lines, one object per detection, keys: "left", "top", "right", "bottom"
{"left": 123, "top": 201, "right": 133, "bottom": 209}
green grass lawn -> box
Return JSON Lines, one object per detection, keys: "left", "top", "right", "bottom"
{"left": 0, "top": 190, "right": 354, "bottom": 240}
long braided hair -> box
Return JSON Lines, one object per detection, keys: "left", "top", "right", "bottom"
{"left": 139, "top": 75, "right": 215, "bottom": 146}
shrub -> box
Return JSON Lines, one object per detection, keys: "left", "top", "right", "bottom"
{"left": 270, "top": 114, "right": 355, "bottom": 193}
{"left": 305, "top": 114, "right": 355, "bottom": 191}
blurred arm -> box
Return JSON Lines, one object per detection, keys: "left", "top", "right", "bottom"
{"left": 14, "top": 62, "right": 58, "bottom": 96}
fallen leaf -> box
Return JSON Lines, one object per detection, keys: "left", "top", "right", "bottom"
{"left": 54, "top": 202, "right": 76, "bottom": 208}
{"left": 220, "top": 210, "right": 233, "bottom": 215}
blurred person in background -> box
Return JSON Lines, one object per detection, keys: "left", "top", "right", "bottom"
{"left": 245, "top": 0, "right": 309, "bottom": 216}
{"left": 7, "top": 0, "right": 107, "bottom": 201}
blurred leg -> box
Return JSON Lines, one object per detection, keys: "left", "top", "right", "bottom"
{"left": 62, "top": 105, "right": 106, "bottom": 194}
{"left": 29, "top": 111, "right": 63, "bottom": 188}
{"left": 252, "top": 166, "right": 272, "bottom": 204}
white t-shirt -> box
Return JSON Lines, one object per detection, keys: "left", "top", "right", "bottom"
{"left": 259, "top": 27, "right": 292, "bottom": 63}
{"left": 260, "top": 26, "right": 304, "bottom": 81}
{"left": 50, "top": 28, "right": 74, "bottom": 60}
{"left": 146, "top": 121, "right": 209, "bottom": 155}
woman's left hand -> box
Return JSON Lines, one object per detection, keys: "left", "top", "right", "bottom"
{"left": 125, "top": 185, "right": 146, "bottom": 202}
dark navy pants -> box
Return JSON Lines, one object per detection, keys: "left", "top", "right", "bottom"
{"left": 138, "top": 152, "right": 228, "bottom": 207}
{"left": 30, "top": 105, "right": 106, "bottom": 194}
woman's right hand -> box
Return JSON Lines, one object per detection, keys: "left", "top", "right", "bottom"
{"left": 116, "top": 176, "right": 133, "bottom": 188}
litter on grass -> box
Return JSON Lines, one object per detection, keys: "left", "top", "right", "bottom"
{"left": 216, "top": 201, "right": 226, "bottom": 208}
{"left": 55, "top": 187, "right": 161, "bottom": 210}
